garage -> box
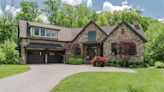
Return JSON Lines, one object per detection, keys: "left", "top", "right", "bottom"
{"left": 25, "top": 43, "right": 65, "bottom": 64}
{"left": 47, "top": 51, "right": 65, "bottom": 63}
{"left": 27, "top": 50, "right": 45, "bottom": 64}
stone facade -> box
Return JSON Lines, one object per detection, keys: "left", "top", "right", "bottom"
{"left": 75, "top": 23, "right": 106, "bottom": 42}
{"left": 74, "top": 23, "right": 106, "bottom": 60}
{"left": 103, "top": 23, "right": 144, "bottom": 62}
{"left": 20, "top": 39, "right": 65, "bottom": 64}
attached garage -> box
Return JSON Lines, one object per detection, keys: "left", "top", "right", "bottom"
{"left": 27, "top": 50, "right": 45, "bottom": 64}
{"left": 47, "top": 51, "right": 65, "bottom": 63}
{"left": 25, "top": 43, "right": 65, "bottom": 64}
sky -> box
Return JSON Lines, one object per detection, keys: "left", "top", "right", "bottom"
{"left": 1, "top": 0, "right": 164, "bottom": 20}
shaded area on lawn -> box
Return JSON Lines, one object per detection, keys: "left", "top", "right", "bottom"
{"left": 52, "top": 68, "right": 164, "bottom": 92}
{"left": 0, "top": 65, "right": 30, "bottom": 79}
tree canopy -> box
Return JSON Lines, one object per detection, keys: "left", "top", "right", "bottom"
{"left": 16, "top": 1, "right": 40, "bottom": 21}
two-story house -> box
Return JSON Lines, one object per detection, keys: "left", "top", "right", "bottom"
{"left": 18, "top": 20, "right": 147, "bottom": 64}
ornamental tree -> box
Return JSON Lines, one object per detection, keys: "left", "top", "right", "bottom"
{"left": 66, "top": 41, "right": 81, "bottom": 56}
{"left": 117, "top": 41, "right": 136, "bottom": 62}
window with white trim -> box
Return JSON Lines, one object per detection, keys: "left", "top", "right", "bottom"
{"left": 30, "top": 27, "right": 58, "bottom": 39}
{"left": 40, "top": 28, "right": 46, "bottom": 37}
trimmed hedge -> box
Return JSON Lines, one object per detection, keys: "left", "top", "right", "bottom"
{"left": 107, "top": 60, "right": 148, "bottom": 68}
{"left": 66, "top": 57, "right": 84, "bottom": 65}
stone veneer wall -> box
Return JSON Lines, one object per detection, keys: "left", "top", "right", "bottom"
{"left": 103, "top": 24, "right": 144, "bottom": 62}
{"left": 20, "top": 39, "right": 65, "bottom": 64}
{"left": 76, "top": 23, "right": 106, "bottom": 42}
{"left": 75, "top": 23, "right": 107, "bottom": 59}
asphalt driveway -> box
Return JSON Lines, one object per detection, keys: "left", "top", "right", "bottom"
{"left": 0, "top": 64, "right": 135, "bottom": 92}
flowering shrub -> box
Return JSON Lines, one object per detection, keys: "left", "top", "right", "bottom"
{"left": 91, "top": 56, "right": 108, "bottom": 67}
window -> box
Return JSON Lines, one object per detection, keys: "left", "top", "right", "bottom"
{"left": 40, "top": 28, "right": 46, "bottom": 36}
{"left": 88, "top": 31, "right": 96, "bottom": 41}
{"left": 118, "top": 42, "right": 137, "bottom": 55}
{"left": 121, "top": 28, "right": 124, "bottom": 35}
{"left": 31, "top": 27, "right": 58, "bottom": 39}
{"left": 46, "top": 30, "right": 52, "bottom": 38}
{"left": 134, "top": 24, "right": 140, "bottom": 30}
{"left": 34, "top": 28, "right": 39, "bottom": 36}
{"left": 111, "top": 42, "right": 137, "bottom": 55}
{"left": 111, "top": 43, "right": 117, "bottom": 55}
{"left": 28, "top": 51, "right": 44, "bottom": 56}
{"left": 52, "top": 31, "right": 57, "bottom": 39}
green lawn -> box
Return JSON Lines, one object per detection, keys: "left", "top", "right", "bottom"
{"left": 52, "top": 68, "right": 164, "bottom": 92}
{"left": 0, "top": 65, "right": 30, "bottom": 78}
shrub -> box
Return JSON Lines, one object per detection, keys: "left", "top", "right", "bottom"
{"left": 66, "top": 57, "right": 84, "bottom": 65}
{"left": 91, "top": 56, "right": 108, "bottom": 67}
{"left": 107, "top": 60, "right": 147, "bottom": 68}
{"left": 0, "top": 49, "right": 6, "bottom": 64}
{"left": 155, "top": 61, "right": 164, "bottom": 68}
{"left": 0, "top": 40, "right": 19, "bottom": 64}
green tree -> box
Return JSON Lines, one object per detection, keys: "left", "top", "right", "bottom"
{"left": 16, "top": 1, "right": 40, "bottom": 21}
{"left": 44, "top": 0, "right": 61, "bottom": 25}
{"left": 0, "top": 17, "right": 18, "bottom": 43}
{"left": 0, "top": 40, "right": 19, "bottom": 64}
{"left": 56, "top": 5, "right": 75, "bottom": 27}
{"left": 145, "top": 22, "right": 164, "bottom": 65}
{"left": 75, "top": 5, "right": 96, "bottom": 27}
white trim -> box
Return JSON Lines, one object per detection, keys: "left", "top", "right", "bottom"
{"left": 30, "top": 27, "right": 58, "bottom": 39}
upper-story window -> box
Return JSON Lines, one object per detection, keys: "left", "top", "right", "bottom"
{"left": 34, "top": 28, "right": 39, "bottom": 36}
{"left": 40, "top": 28, "right": 46, "bottom": 36}
{"left": 88, "top": 31, "right": 96, "bottom": 41}
{"left": 52, "top": 31, "right": 57, "bottom": 38}
{"left": 31, "top": 27, "right": 58, "bottom": 39}
{"left": 46, "top": 30, "right": 51, "bottom": 37}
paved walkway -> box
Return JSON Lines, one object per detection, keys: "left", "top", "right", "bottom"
{"left": 0, "top": 64, "right": 135, "bottom": 92}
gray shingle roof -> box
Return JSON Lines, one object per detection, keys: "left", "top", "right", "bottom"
{"left": 18, "top": 20, "right": 146, "bottom": 42}
{"left": 100, "top": 26, "right": 116, "bottom": 35}
{"left": 131, "top": 24, "right": 146, "bottom": 41}
{"left": 28, "top": 21, "right": 60, "bottom": 30}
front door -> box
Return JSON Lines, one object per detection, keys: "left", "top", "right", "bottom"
{"left": 86, "top": 45, "right": 100, "bottom": 60}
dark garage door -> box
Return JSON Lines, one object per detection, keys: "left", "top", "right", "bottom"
{"left": 48, "top": 51, "right": 64, "bottom": 63}
{"left": 27, "top": 50, "right": 45, "bottom": 64}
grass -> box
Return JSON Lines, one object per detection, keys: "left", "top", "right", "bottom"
{"left": 52, "top": 68, "right": 164, "bottom": 92}
{"left": 0, "top": 64, "right": 30, "bottom": 79}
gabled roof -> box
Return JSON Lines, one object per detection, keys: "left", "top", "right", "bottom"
{"left": 18, "top": 20, "right": 81, "bottom": 41}
{"left": 102, "top": 21, "right": 147, "bottom": 42}
{"left": 72, "top": 21, "right": 108, "bottom": 42}
{"left": 19, "top": 20, "right": 147, "bottom": 42}
{"left": 100, "top": 26, "right": 116, "bottom": 35}
{"left": 28, "top": 21, "right": 60, "bottom": 31}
